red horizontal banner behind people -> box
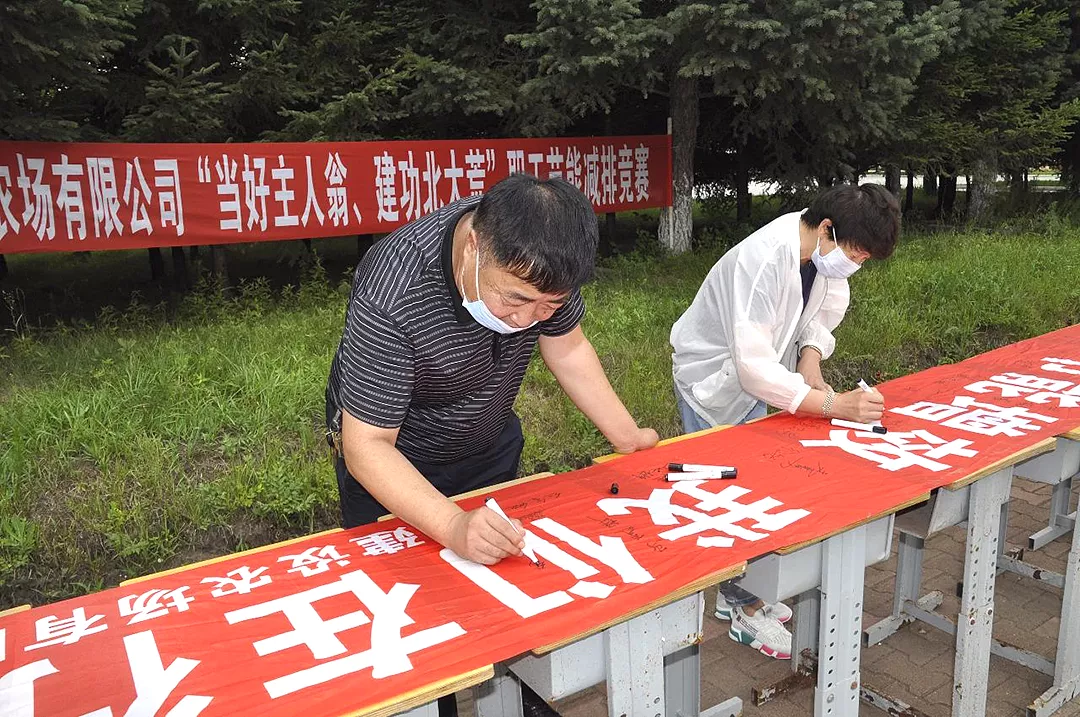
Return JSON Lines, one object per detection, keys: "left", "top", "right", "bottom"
{"left": 0, "top": 135, "right": 673, "bottom": 254}
{"left": 2, "top": 325, "right": 1079, "bottom": 716}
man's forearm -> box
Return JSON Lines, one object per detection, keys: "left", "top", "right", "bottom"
{"left": 543, "top": 339, "right": 640, "bottom": 450}
{"left": 343, "top": 439, "right": 462, "bottom": 544}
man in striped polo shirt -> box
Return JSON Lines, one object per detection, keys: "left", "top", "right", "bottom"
{"left": 326, "top": 173, "right": 658, "bottom": 566}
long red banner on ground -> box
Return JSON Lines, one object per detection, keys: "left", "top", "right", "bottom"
{"left": 0, "top": 135, "right": 673, "bottom": 254}
{"left": 2, "top": 325, "right": 1079, "bottom": 717}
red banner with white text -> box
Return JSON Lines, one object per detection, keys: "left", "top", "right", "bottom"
{"left": 2, "top": 326, "right": 1079, "bottom": 717}
{"left": 0, "top": 135, "right": 673, "bottom": 254}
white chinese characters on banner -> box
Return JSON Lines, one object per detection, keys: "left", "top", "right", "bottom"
{"left": 80, "top": 631, "right": 212, "bottom": 717}
{"left": 445, "top": 150, "right": 464, "bottom": 202}
{"left": 398, "top": 152, "right": 421, "bottom": 222}
{"left": 506, "top": 149, "right": 526, "bottom": 176}
{"left": 564, "top": 147, "right": 583, "bottom": 189}
{"left": 441, "top": 515, "right": 653, "bottom": 619}
{"left": 465, "top": 149, "right": 494, "bottom": 196}
{"left": 24, "top": 608, "right": 107, "bottom": 651}
{"left": 16, "top": 155, "right": 56, "bottom": 241}
{"left": 213, "top": 154, "right": 242, "bottom": 232}
{"left": 617, "top": 145, "right": 634, "bottom": 203}
{"left": 890, "top": 395, "right": 1057, "bottom": 437}
{"left": 201, "top": 566, "right": 273, "bottom": 598}
{"left": 599, "top": 145, "right": 616, "bottom": 205}
{"left": 350, "top": 527, "right": 424, "bottom": 557}
{"left": 301, "top": 156, "right": 325, "bottom": 227}
{"left": 125, "top": 158, "right": 154, "bottom": 235}
{"left": 546, "top": 147, "right": 564, "bottom": 178}
{"left": 154, "top": 159, "right": 184, "bottom": 236}
{"left": 0, "top": 659, "right": 57, "bottom": 717}
{"left": 53, "top": 154, "right": 87, "bottom": 241}
{"left": 271, "top": 154, "right": 299, "bottom": 227}
{"left": 965, "top": 371, "right": 1080, "bottom": 409}
{"left": 118, "top": 587, "right": 195, "bottom": 625}
{"left": 3, "top": 632, "right": 212, "bottom": 717}
{"left": 598, "top": 482, "right": 810, "bottom": 548}
{"left": 583, "top": 147, "right": 600, "bottom": 204}
{"left": 278, "top": 545, "right": 351, "bottom": 577}
{"left": 634, "top": 145, "right": 650, "bottom": 200}
{"left": 1043, "top": 357, "right": 1080, "bottom": 377}
{"left": 242, "top": 155, "right": 270, "bottom": 232}
{"left": 224, "top": 569, "right": 465, "bottom": 698}
{"left": 0, "top": 166, "right": 20, "bottom": 240}
{"left": 801, "top": 428, "right": 978, "bottom": 472}
{"left": 325, "top": 152, "right": 362, "bottom": 226}
{"left": 85, "top": 158, "right": 123, "bottom": 239}
{"left": 1, "top": 140, "right": 659, "bottom": 246}
{"left": 374, "top": 152, "right": 399, "bottom": 222}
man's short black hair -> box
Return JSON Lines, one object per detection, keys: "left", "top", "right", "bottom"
{"left": 802, "top": 183, "right": 901, "bottom": 260}
{"left": 471, "top": 173, "right": 599, "bottom": 295}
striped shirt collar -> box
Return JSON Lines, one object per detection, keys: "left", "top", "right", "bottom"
{"left": 441, "top": 205, "right": 478, "bottom": 326}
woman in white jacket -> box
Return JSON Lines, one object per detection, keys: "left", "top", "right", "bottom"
{"left": 670, "top": 183, "right": 900, "bottom": 659}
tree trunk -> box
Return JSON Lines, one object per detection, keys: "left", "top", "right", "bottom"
{"left": 0, "top": 254, "right": 7, "bottom": 281}
{"left": 358, "top": 235, "right": 374, "bottom": 258}
{"left": 605, "top": 213, "right": 617, "bottom": 254}
{"left": 210, "top": 244, "right": 230, "bottom": 286}
{"left": 924, "top": 172, "right": 938, "bottom": 198}
{"left": 736, "top": 144, "right": 751, "bottom": 222}
{"left": 884, "top": 165, "right": 901, "bottom": 197}
{"left": 171, "top": 246, "right": 188, "bottom": 290}
{"left": 944, "top": 176, "right": 958, "bottom": 215}
{"left": 189, "top": 244, "right": 200, "bottom": 260}
{"left": 937, "top": 175, "right": 957, "bottom": 218}
{"left": 967, "top": 158, "right": 996, "bottom": 223}
{"left": 148, "top": 248, "right": 165, "bottom": 280}
{"left": 904, "top": 168, "right": 915, "bottom": 215}
{"left": 658, "top": 73, "right": 698, "bottom": 254}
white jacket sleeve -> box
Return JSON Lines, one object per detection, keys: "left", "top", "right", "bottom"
{"left": 797, "top": 280, "right": 850, "bottom": 360}
{"left": 729, "top": 250, "right": 812, "bottom": 415}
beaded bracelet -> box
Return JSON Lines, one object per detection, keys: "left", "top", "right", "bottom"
{"left": 822, "top": 388, "right": 836, "bottom": 418}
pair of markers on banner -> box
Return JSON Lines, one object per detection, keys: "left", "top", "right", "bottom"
{"left": 485, "top": 378, "right": 886, "bottom": 564}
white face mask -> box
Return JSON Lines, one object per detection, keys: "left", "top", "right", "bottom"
{"left": 460, "top": 247, "right": 537, "bottom": 334}
{"left": 811, "top": 225, "right": 862, "bottom": 279}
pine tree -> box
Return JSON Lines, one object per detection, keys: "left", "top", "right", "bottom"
{"left": 122, "top": 36, "right": 228, "bottom": 142}
{"left": 514, "top": 0, "right": 960, "bottom": 252}
{"left": 0, "top": 0, "right": 140, "bottom": 140}
{"left": 897, "top": 0, "right": 1080, "bottom": 220}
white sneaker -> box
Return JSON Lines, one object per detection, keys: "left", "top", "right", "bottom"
{"left": 715, "top": 598, "right": 792, "bottom": 624}
{"left": 764, "top": 601, "right": 793, "bottom": 624}
{"left": 728, "top": 606, "right": 792, "bottom": 660}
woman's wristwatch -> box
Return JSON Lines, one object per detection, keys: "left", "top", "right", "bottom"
{"left": 822, "top": 388, "right": 836, "bottom": 418}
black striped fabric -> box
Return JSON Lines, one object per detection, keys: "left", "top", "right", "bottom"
{"left": 326, "top": 195, "right": 585, "bottom": 464}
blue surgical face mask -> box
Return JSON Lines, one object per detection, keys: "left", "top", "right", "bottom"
{"left": 811, "top": 225, "right": 862, "bottom": 279}
{"left": 460, "top": 247, "right": 537, "bottom": 334}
